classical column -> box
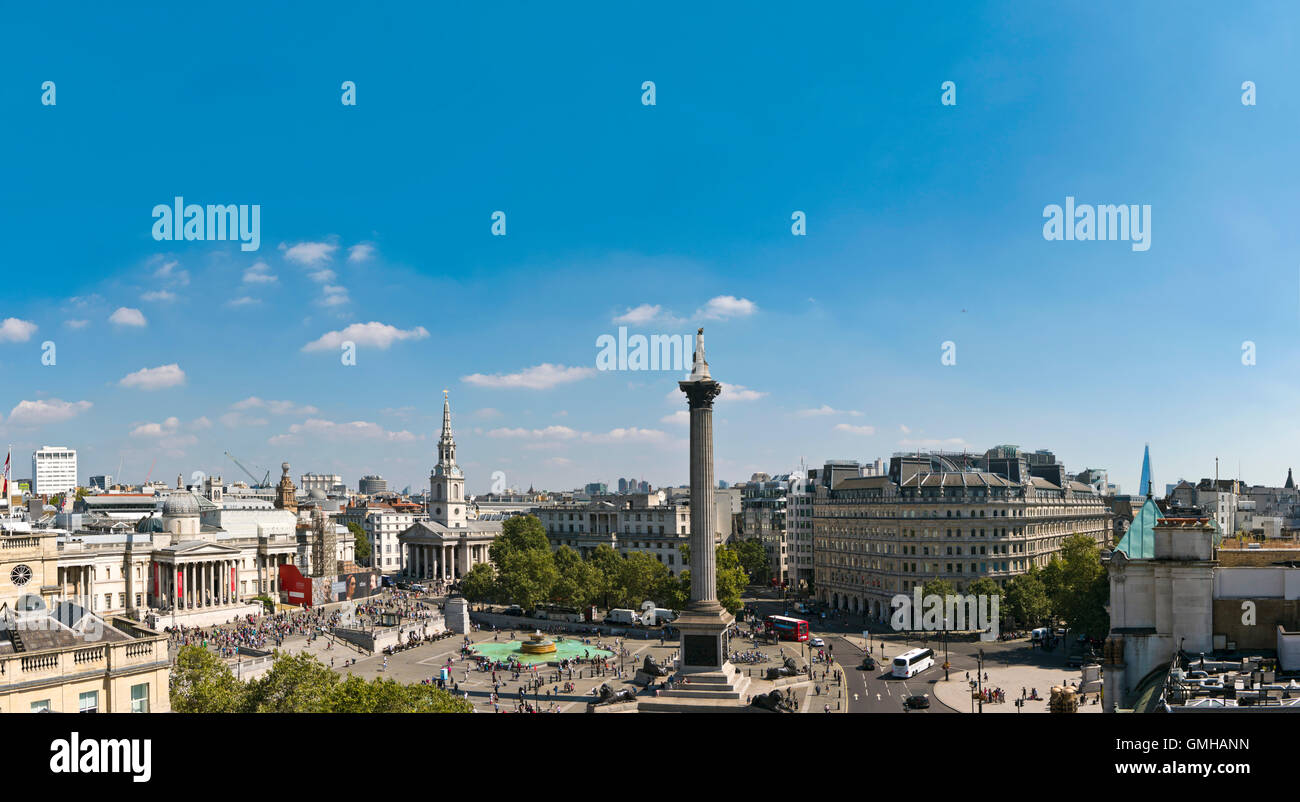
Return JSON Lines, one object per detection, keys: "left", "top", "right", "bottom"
{"left": 680, "top": 332, "right": 722, "bottom": 612}
{"left": 671, "top": 328, "right": 735, "bottom": 678}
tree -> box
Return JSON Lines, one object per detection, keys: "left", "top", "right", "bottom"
{"left": 170, "top": 648, "right": 473, "bottom": 713}
{"left": 459, "top": 562, "right": 497, "bottom": 606}
{"left": 732, "top": 539, "right": 771, "bottom": 584}
{"left": 551, "top": 546, "right": 597, "bottom": 607}
{"left": 1042, "top": 535, "right": 1110, "bottom": 638}
{"left": 586, "top": 544, "right": 625, "bottom": 609}
{"left": 347, "top": 522, "right": 371, "bottom": 565}
{"left": 921, "top": 579, "right": 957, "bottom": 601}
{"left": 495, "top": 548, "right": 558, "bottom": 611}
{"left": 1003, "top": 572, "right": 1050, "bottom": 627}
{"left": 246, "top": 650, "right": 341, "bottom": 712}
{"left": 715, "top": 546, "right": 748, "bottom": 613}
{"left": 1055, "top": 535, "right": 1109, "bottom": 637}
{"left": 490, "top": 514, "right": 551, "bottom": 567}
{"left": 617, "top": 551, "right": 672, "bottom": 609}
{"left": 170, "top": 645, "right": 246, "bottom": 713}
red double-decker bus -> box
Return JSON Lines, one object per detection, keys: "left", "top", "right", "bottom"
{"left": 764, "top": 615, "right": 809, "bottom": 642}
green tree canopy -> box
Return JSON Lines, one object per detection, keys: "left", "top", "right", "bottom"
{"left": 551, "top": 545, "right": 597, "bottom": 606}
{"left": 495, "top": 548, "right": 558, "bottom": 611}
{"left": 1003, "top": 571, "right": 1050, "bottom": 627}
{"left": 459, "top": 562, "right": 497, "bottom": 605}
{"left": 170, "top": 645, "right": 246, "bottom": 713}
{"left": 586, "top": 544, "right": 625, "bottom": 609}
{"left": 490, "top": 514, "right": 551, "bottom": 567}
{"left": 346, "top": 522, "right": 371, "bottom": 564}
{"left": 732, "top": 539, "right": 771, "bottom": 584}
{"left": 169, "top": 646, "right": 473, "bottom": 713}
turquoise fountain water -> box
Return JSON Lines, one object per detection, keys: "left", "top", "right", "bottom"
{"left": 471, "top": 636, "right": 614, "bottom": 665}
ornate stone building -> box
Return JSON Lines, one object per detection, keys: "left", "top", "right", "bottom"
{"left": 399, "top": 393, "right": 501, "bottom": 580}
{"left": 814, "top": 448, "right": 1112, "bottom": 620}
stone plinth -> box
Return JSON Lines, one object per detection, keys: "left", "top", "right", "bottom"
{"left": 445, "top": 597, "right": 470, "bottom": 634}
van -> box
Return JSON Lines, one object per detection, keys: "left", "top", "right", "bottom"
{"left": 650, "top": 608, "right": 677, "bottom": 626}
{"left": 606, "top": 608, "right": 640, "bottom": 626}
{"left": 1031, "top": 627, "right": 1048, "bottom": 643}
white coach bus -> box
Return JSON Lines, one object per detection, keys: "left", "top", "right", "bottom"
{"left": 893, "top": 647, "right": 936, "bottom": 678}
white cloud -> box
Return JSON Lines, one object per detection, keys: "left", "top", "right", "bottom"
{"left": 231, "top": 397, "right": 319, "bottom": 416}
{"left": 486, "top": 426, "right": 579, "bottom": 440}
{"left": 661, "top": 410, "right": 689, "bottom": 425}
{"left": 720, "top": 383, "right": 767, "bottom": 402}
{"left": 545, "top": 457, "right": 573, "bottom": 467}
{"left": 227, "top": 296, "right": 260, "bottom": 307}
{"left": 243, "top": 261, "right": 278, "bottom": 284}
{"left": 110, "top": 307, "right": 147, "bottom": 327}
{"left": 282, "top": 241, "right": 338, "bottom": 266}
{"left": 141, "top": 290, "right": 177, "bottom": 303}
{"left": 899, "top": 424, "right": 911, "bottom": 434}
{"left": 696, "top": 295, "right": 757, "bottom": 320}
{"left": 0, "top": 318, "right": 38, "bottom": 342}
{"left": 8, "top": 398, "right": 92, "bottom": 425}
{"left": 474, "top": 408, "right": 502, "bottom": 419}
{"left": 613, "top": 304, "right": 662, "bottom": 325}
{"left": 152, "top": 258, "right": 189, "bottom": 285}
{"left": 834, "top": 423, "right": 876, "bottom": 436}
{"left": 462, "top": 363, "right": 595, "bottom": 390}
{"left": 302, "top": 322, "right": 430, "bottom": 352}
{"left": 348, "top": 243, "right": 375, "bottom": 263}
{"left": 65, "top": 319, "right": 90, "bottom": 329}
{"left": 220, "top": 411, "right": 269, "bottom": 429}
{"left": 797, "top": 405, "right": 863, "bottom": 417}
{"left": 581, "top": 427, "right": 670, "bottom": 444}
{"left": 309, "top": 268, "right": 337, "bottom": 284}
{"left": 269, "top": 418, "right": 416, "bottom": 445}
{"left": 119, "top": 363, "right": 186, "bottom": 390}
{"left": 132, "top": 416, "right": 209, "bottom": 439}
{"left": 130, "top": 417, "right": 181, "bottom": 438}
{"left": 320, "top": 285, "right": 350, "bottom": 306}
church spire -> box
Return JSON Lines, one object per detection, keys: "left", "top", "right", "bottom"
{"left": 436, "top": 390, "right": 457, "bottom": 473}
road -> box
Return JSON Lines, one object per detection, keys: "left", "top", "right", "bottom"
{"left": 748, "top": 593, "right": 1050, "bottom": 713}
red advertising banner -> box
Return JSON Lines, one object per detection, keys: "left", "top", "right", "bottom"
{"left": 230, "top": 564, "right": 235, "bottom": 594}
{"left": 279, "top": 563, "right": 312, "bottom": 607}
{"left": 177, "top": 568, "right": 183, "bottom": 601}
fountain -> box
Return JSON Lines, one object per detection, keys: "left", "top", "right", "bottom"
{"left": 470, "top": 631, "right": 615, "bottom": 665}
{"left": 519, "top": 630, "right": 557, "bottom": 655}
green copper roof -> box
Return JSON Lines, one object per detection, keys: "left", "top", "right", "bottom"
{"left": 1115, "top": 496, "right": 1162, "bottom": 559}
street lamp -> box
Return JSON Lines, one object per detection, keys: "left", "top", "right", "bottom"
{"left": 976, "top": 648, "right": 984, "bottom": 713}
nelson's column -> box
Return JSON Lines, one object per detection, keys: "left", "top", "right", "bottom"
{"left": 640, "top": 328, "right": 751, "bottom": 710}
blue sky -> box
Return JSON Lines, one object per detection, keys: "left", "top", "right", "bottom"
{"left": 2, "top": 3, "right": 1299, "bottom": 495}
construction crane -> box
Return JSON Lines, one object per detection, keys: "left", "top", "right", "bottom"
{"left": 225, "top": 451, "right": 271, "bottom": 487}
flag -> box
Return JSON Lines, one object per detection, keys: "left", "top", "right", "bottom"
{"left": 2, "top": 446, "right": 9, "bottom": 502}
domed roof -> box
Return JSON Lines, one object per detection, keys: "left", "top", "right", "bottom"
{"left": 162, "top": 491, "right": 200, "bottom": 517}
{"left": 308, "top": 488, "right": 327, "bottom": 500}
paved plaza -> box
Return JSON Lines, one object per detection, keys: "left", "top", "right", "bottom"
{"left": 186, "top": 594, "right": 840, "bottom": 712}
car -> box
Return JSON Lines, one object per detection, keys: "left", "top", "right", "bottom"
{"left": 904, "top": 694, "right": 931, "bottom": 710}
{"left": 809, "top": 637, "right": 825, "bottom": 647}
{"left": 502, "top": 605, "right": 525, "bottom": 617}
{"left": 860, "top": 656, "right": 877, "bottom": 671}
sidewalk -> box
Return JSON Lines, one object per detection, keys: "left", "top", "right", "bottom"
{"left": 932, "top": 664, "right": 1102, "bottom": 713}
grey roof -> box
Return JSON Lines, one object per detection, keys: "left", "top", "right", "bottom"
{"left": 900, "top": 472, "right": 1017, "bottom": 488}
{"left": 162, "top": 492, "right": 201, "bottom": 516}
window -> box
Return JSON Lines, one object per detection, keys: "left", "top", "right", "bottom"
{"left": 130, "top": 683, "right": 150, "bottom": 713}
{"left": 30, "top": 699, "right": 51, "bottom": 713}
{"left": 79, "top": 691, "right": 99, "bottom": 713}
